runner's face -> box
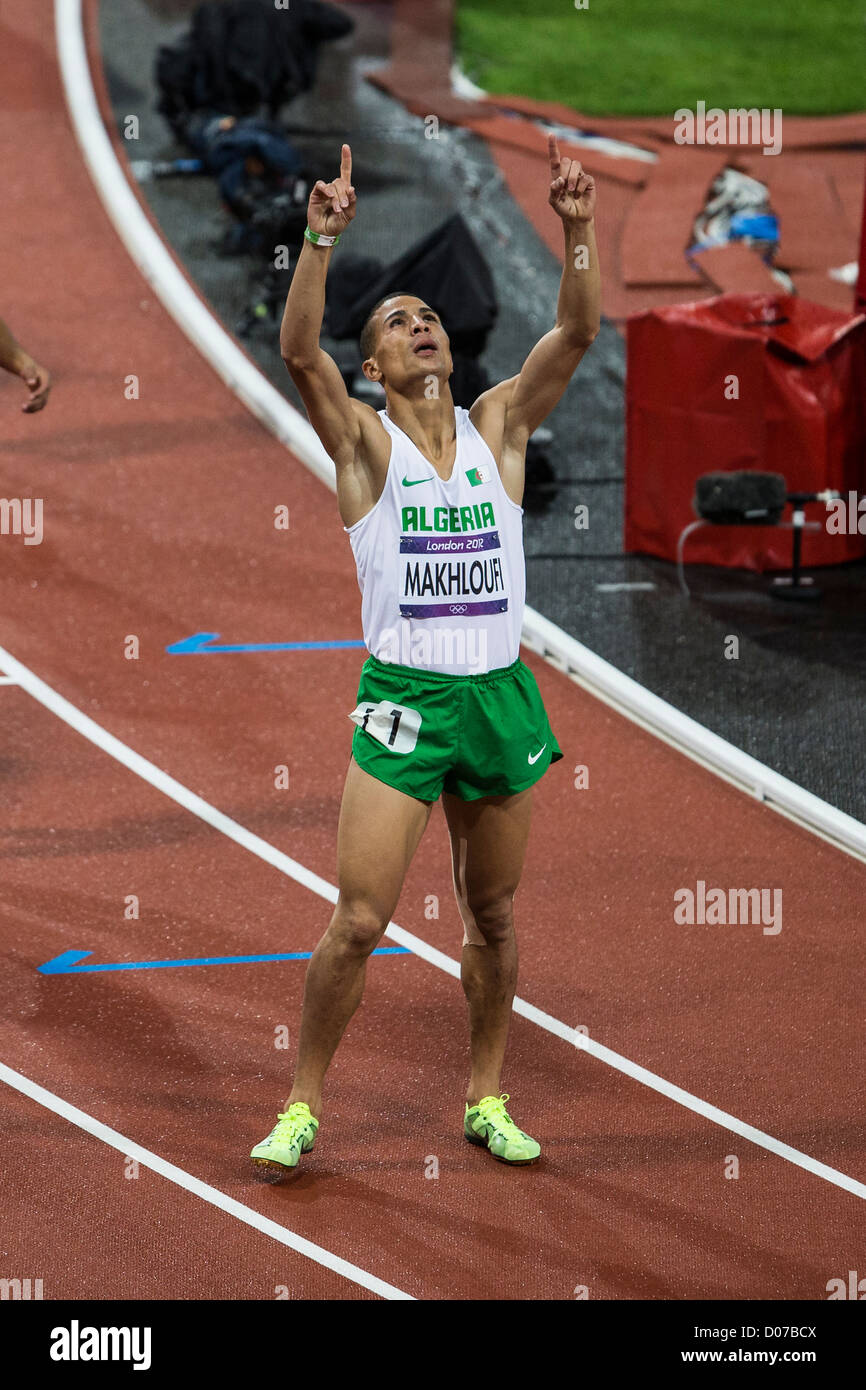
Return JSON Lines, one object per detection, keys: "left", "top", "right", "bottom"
{"left": 371, "top": 297, "right": 452, "bottom": 388}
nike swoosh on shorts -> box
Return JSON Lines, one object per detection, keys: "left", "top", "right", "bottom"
{"left": 528, "top": 744, "right": 547, "bottom": 764}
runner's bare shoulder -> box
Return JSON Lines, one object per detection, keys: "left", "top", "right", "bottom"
{"left": 336, "top": 398, "right": 391, "bottom": 526}
{"left": 350, "top": 397, "right": 390, "bottom": 474}
{"left": 284, "top": 349, "right": 390, "bottom": 523}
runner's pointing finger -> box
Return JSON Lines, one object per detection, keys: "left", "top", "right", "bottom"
{"left": 340, "top": 143, "right": 352, "bottom": 185}
{"left": 548, "top": 131, "right": 560, "bottom": 174}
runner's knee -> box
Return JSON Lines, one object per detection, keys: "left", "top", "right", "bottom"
{"left": 464, "top": 894, "right": 514, "bottom": 945}
{"left": 330, "top": 899, "right": 388, "bottom": 954}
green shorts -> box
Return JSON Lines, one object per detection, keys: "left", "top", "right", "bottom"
{"left": 349, "top": 654, "right": 563, "bottom": 802}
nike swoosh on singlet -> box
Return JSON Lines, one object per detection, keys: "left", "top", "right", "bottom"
{"left": 401, "top": 475, "right": 435, "bottom": 486}
{"left": 527, "top": 744, "right": 547, "bottom": 764}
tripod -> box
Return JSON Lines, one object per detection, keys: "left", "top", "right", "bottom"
{"left": 769, "top": 490, "right": 842, "bottom": 602}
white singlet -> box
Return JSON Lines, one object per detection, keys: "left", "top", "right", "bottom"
{"left": 344, "top": 405, "right": 525, "bottom": 676}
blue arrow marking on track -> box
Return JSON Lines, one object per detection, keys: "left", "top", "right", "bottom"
{"left": 38, "top": 947, "right": 409, "bottom": 975}
{"left": 166, "top": 632, "right": 366, "bottom": 654}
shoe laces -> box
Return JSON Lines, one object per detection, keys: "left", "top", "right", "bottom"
{"left": 273, "top": 1104, "right": 312, "bottom": 1138}
{"left": 477, "top": 1093, "right": 514, "bottom": 1126}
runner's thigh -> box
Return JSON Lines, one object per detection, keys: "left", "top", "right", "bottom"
{"left": 336, "top": 755, "right": 435, "bottom": 922}
{"left": 442, "top": 787, "right": 533, "bottom": 912}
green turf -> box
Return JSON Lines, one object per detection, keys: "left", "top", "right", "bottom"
{"left": 455, "top": 0, "right": 866, "bottom": 115}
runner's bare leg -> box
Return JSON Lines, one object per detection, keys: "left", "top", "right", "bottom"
{"left": 286, "top": 757, "right": 433, "bottom": 1116}
{"left": 442, "top": 788, "right": 533, "bottom": 1106}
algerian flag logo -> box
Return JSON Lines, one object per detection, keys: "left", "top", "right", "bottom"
{"left": 465, "top": 466, "right": 490, "bottom": 487}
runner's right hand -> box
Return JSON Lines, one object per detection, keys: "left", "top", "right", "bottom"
{"left": 307, "top": 143, "right": 356, "bottom": 239}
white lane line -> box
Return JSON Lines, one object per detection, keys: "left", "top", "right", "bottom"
{"left": 2, "top": 639, "right": 864, "bottom": 1204}
{"left": 0, "top": 1061, "right": 413, "bottom": 1300}
{"left": 0, "top": 676, "right": 19, "bottom": 684}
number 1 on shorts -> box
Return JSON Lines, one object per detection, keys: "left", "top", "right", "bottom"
{"left": 349, "top": 699, "right": 421, "bottom": 754}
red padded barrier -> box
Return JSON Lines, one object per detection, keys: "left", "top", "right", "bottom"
{"left": 624, "top": 293, "right": 866, "bottom": 570}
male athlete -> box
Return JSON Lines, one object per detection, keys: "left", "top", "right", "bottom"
{"left": 251, "top": 136, "right": 599, "bottom": 1171}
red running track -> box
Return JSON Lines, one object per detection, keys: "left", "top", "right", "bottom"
{"left": 0, "top": 4, "right": 864, "bottom": 1300}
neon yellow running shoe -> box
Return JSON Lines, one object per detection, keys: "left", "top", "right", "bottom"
{"left": 250, "top": 1103, "right": 318, "bottom": 1172}
{"left": 464, "top": 1093, "right": 540, "bottom": 1165}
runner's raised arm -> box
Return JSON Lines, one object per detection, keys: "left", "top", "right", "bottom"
{"left": 280, "top": 143, "right": 358, "bottom": 464}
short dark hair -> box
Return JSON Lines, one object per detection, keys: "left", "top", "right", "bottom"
{"left": 359, "top": 291, "right": 419, "bottom": 363}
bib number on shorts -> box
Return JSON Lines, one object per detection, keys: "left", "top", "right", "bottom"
{"left": 349, "top": 700, "right": 421, "bottom": 754}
